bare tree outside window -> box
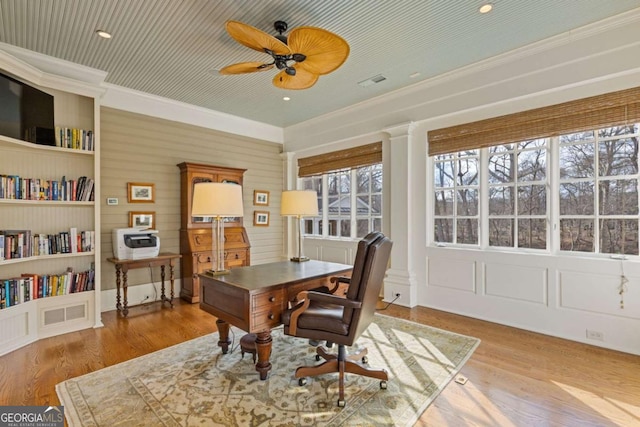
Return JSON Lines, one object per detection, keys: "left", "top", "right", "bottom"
{"left": 560, "top": 124, "right": 639, "bottom": 255}
{"left": 487, "top": 139, "right": 548, "bottom": 249}
{"left": 434, "top": 150, "right": 479, "bottom": 245}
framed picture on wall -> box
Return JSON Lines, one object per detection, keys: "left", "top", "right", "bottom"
{"left": 254, "top": 211, "right": 269, "bottom": 226}
{"left": 129, "top": 211, "right": 156, "bottom": 229}
{"left": 128, "top": 182, "right": 155, "bottom": 203}
{"left": 253, "top": 190, "right": 270, "bottom": 206}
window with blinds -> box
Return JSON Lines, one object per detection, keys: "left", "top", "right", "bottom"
{"left": 428, "top": 87, "right": 640, "bottom": 255}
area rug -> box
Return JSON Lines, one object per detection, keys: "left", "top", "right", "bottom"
{"left": 56, "top": 314, "right": 480, "bottom": 426}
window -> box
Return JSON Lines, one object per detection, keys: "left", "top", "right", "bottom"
{"left": 488, "top": 139, "right": 548, "bottom": 249}
{"left": 430, "top": 124, "right": 639, "bottom": 255}
{"left": 433, "top": 150, "right": 479, "bottom": 245}
{"left": 559, "top": 124, "right": 639, "bottom": 254}
{"left": 301, "top": 163, "right": 383, "bottom": 239}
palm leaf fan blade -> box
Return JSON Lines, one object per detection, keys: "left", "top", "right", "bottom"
{"left": 288, "top": 27, "right": 349, "bottom": 75}
{"left": 219, "top": 62, "right": 274, "bottom": 75}
{"left": 225, "top": 20, "right": 291, "bottom": 55}
{"left": 273, "top": 67, "right": 318, "bottom": 90}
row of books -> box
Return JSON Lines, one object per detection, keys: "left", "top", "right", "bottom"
{"left": 0, "top": 268, "right": 95, "bottom": 309}
{"left": 0, "top": 229, "right": 95, "bottom": 261}
{"left": 0, "top": 175, "right": 94, "bottom": 201}
{"left": 55, "top": 127, "right": 94, "bottom": 151}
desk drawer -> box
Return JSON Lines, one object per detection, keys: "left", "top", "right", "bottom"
{"left": 252, "top": 306, "right": 283, "bottom": 331}
{"left": 251, "top": 291, "right": 284, "bottom": 311}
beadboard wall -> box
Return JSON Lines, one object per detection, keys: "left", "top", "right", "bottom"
{"left": 100, "top": 107, "right": 283, "bottom": 309}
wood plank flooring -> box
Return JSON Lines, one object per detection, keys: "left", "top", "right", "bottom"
{"left": 1, "top": 300, "right": 638, "bottom": 426}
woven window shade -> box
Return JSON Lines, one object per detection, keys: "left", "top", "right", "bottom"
{"left": 428, "top": 86, "right": 640, "bottom": 156}
{"left": 298, "top": 142, "right": 382, "bottom": 177}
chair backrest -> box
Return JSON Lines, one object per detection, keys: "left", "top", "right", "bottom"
{"left": 343, "top": 232, "right": 393, "bottom": 343}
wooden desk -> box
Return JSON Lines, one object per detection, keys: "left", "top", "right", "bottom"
{"left": 199, "top": 260, "right": 352, "bottom": 380}
{"left": 107, "top": 253, "right": 182, "bottom": 317}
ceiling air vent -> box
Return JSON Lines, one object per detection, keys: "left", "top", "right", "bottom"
{"left": 358, "top": 74, "right": 387, "bottom": 87}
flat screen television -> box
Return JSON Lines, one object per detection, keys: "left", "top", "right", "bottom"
{"left": 0, "top": 71, "right": 55, "bottom": 144}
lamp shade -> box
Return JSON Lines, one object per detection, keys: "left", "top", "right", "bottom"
{"left": 281, "top": 190, "right": 319, "bottom": 217}
{"left": 192, "top": 182, "right": 244, "bottom": 217}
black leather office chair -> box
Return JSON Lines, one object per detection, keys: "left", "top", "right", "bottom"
{"left": 282, "top": 231, "right": 393, "bottom": 407}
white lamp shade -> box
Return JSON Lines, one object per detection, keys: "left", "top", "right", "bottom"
{"left": 281, "top": 190, "right": 319, "bottom": 216}
{"left": 192, "top": 182, "right": 244, "bottom": 217}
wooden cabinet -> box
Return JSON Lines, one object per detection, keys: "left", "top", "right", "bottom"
{"left": 177, "top": 162, "right": 250, "bottom": 303}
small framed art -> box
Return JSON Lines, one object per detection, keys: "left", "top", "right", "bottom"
{"left": 253, "top": 211, "right": 270, "bottom": 226}
{"left": 129, "top": 211, "right": 156, "bottom": 229}
{"left": 253, "top": 190, "right": 270, "bottom": 206}
{"left": 127, "top": 182, "right": 155, "bottom": 203}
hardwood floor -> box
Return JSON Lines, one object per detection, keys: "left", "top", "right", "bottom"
{"left": 1, "top": 300, "right": 638, "bottom": 426}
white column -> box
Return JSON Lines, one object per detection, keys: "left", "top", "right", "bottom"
{"left": 383, "top": 122, "right": 418, "bottom": 307}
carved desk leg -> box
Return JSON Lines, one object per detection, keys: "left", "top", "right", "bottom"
{"left": 216, "top": 319, "right": 231, "bottom": 354}
{"left": 115, "top": 264, "right": 122, "bottom": 312}
{"left": 255, "top": 330, "right": 273, "bottom": 380}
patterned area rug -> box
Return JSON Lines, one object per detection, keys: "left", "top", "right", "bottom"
{"left": 56, "top": 314, "right": 479, "bottom": 426}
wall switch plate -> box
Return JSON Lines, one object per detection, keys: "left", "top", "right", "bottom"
{"left": 106, "top": 197, "right": 118, "bottom": 205}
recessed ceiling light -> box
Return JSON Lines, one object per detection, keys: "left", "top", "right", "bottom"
{"left": 283, "top": 96, "right": 291, "bottom": 101}
{"left": 479, "top": 3, "right": 493, "bottom": 13}
{"left": 409, "top": 72, "right": 421, "bottom": 79}
{"left": 96, "top": 29, "right": 112, "bottom": 39}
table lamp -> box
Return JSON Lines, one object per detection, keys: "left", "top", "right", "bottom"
{"left": 191, "top": 182, "right": 244, "bottom": 275}
{"left": 281, "top": 190, "right": 318, "bottom": 262}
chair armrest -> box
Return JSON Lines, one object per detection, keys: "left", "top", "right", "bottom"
{"left": 328, "top": 275, "right": 351, "bottom": 294}
{"left": 288, "top": 291, "right": 362, "bottom": 335}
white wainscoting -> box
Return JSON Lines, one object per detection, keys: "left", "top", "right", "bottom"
{"left": 423, "top": 247, "right": 640, "bottom": 355}
{"left": 306, "top": 238, "right": 357, "bottom": 266}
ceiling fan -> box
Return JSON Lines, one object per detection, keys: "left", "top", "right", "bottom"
{"left": 219, "top": 20, "right": 350, "bottom": 90}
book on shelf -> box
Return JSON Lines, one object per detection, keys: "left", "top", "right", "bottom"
{"left": 54, "top": 126, "right": 94, "bottom": 151}
{"left": 0, "top": 228, "right": 94, "bottom": 261}
{"left": 0, "top": 266, "right": 95, "bottom": 309}
{"left": 0, "top": 175, "right": 94, "bottom": 201}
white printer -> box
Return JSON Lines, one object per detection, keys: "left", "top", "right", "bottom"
{"left": 112, "top": 228, "right": 160, "bottom": 260}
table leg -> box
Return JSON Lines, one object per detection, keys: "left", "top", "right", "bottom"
{"left": 115, "top": 265, "right": 122, "bottom": 312}
{"left": 122, "top": 267, "right": 129, "bottom": 317}
{"left": 168, "top": 260, "right": 175, "bottom": 306}
{"left": 255, "top": 330, "right": 273, "bottom": 380}
{"left": 216, "top": 319, "right": 231, "bottom": 354}
{"left": 160, "top": 264, "right": 167, "bottom": 305}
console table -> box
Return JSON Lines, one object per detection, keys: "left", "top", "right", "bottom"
{"left": 107, "top": 252, "right": 182, "bottom": 317}
{"left": 199, "top": 260, "right": 352, "bottom": 380}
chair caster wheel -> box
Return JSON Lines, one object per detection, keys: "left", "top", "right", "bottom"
{"left": 361, "top": 355, "right": 368, "bottom": 364}
{"left": 380, "top": 380, "right": 387, "bottom": 389}
{"left": 337, "top": 399, "right": 346, "bottom": 407}
{"left": 298, "top": 378, "right": 307, "bottom": 386}
{"left": 315, "top": 354, "right": 321, "bottom": 361}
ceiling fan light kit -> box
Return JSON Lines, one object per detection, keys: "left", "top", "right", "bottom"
{"left": 220, "top": 20, "right": 349, "bottom": 90}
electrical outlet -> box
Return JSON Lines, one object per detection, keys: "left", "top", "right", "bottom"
{"left": 394, "top": 292, "right": 401, "bottom": 298}
{"left": 143, "top": 295, "right": 150, "bottom": 301}
{"left": 586, "top": 329, "right": 604, "bottom": 341}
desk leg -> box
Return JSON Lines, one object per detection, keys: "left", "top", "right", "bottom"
{"left": 216, "top": 319, "right": 231, "bottom": 354}
{"left": 115, "top": 265, "right": 122, "bottom": 312}
{"left": 122, "top": 267, "right": 129, "bottom": 317}
{"left": 255, "top": 330, "right": 273, "bottom": 380}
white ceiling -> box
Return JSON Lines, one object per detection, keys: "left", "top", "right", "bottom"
{"left": 1, "top": 0, "right": 639, "bottom": 128}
